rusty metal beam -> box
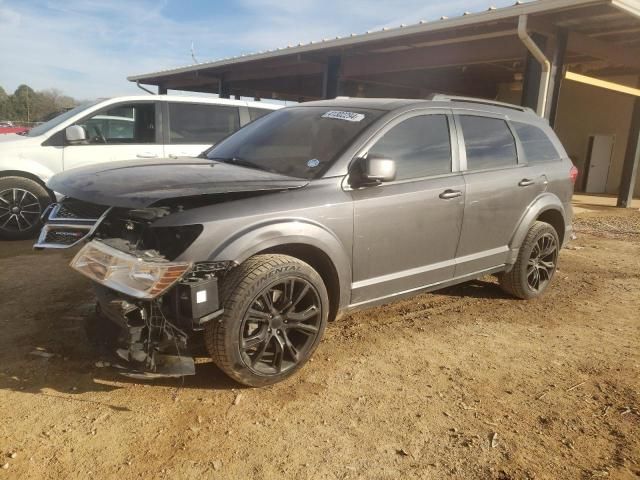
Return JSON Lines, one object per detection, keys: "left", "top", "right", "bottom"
{"left": 226, "top": 62, "right": 324, "bottom": 82}
{"left": 535, "top": 4, "right": 621, "bottom": 27}
{"left": 567, "top": 31, "right": 640, "bottom": 68}
{"left": 342, "top": 36, "right": 525, "bottom": 77}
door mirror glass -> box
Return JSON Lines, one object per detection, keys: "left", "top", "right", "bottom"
{"left": 65, "top": 125, "right": 86, "bottom": 143}
{"left": 350, "top": 156, "right": 397, "bottom": 186}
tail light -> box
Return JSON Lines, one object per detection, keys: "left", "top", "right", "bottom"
{"left": 569, "top": 166, "right": 579, "bottom": 184}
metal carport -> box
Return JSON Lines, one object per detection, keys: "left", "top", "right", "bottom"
{"left": 128, "top": 0, "right": 640, "bottom": 206}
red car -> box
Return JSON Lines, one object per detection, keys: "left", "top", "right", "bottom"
{"left": 0, "top": 126, "right": 30, "bottom": 135}
{"left": 0, "top": 121, "right": 29, "bottom": 134}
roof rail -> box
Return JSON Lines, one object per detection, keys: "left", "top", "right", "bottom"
{"left": 429, "top": 94, "right": 534, "bottom": 113}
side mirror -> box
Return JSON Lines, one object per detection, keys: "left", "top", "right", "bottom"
{"left": 65, "top": 125, "right": 86, "bottom": 143}
{"left": 350, "top": 156, "right": 397, "bottom": 186}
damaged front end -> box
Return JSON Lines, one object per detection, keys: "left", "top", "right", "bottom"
{"left": 36, "top": 197, "right": 230, "bottom": 379}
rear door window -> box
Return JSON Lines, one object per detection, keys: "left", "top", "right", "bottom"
{"left": 168, "top": 103, "right": 240, "bottom": 144}
{"left": 367, "top": 114, "right": 452, "bottom": 180}
{"left": 511, "top": 121, "right": 560, "bottom": 163}
{"left": 460, "top": 115, "right": 517, "bottom": 170}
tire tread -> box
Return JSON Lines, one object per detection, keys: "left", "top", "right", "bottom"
{"left": 205, "top": 254, "right": 327, "bottom": 386}
{"left": 500, "top": 220, "right": 558, "bottom": 300}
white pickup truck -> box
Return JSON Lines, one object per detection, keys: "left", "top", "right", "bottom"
{"left": 0, "top": 95, "right": 281, "bottom": 239}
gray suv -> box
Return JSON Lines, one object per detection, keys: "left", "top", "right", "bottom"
{"left": 36, "top": 96, "right": 576, "bottom": 386}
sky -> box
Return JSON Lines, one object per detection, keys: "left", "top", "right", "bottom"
{"left": 0, "top": 0, "right": 524, "bottom": 100}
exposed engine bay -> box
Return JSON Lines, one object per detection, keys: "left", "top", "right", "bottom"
{"left": 36, "top": 197, "right": 232, "bottom": 378}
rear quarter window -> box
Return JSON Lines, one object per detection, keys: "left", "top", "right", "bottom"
{"left": 459, "top": 115, "right": 517, "bottom": 170}
{"left": 512, "top": 121, "right": 560, "bottom": 163}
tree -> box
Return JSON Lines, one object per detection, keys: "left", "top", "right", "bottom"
{"left": 11, "top": 85, "right": 37, "bottom": 122}
{"left": 0, "top": 84, "right": 79, "bottom": 124}
{"left": 0, "top": 86, "right": 12, "bottom": 120}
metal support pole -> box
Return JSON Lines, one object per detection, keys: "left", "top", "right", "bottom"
{"left": 218, "top": 77, "right": 230, "bottom": 99}
{"left": 617, "top": 96, "right": 640, "bottom": 207}
{"left": 546, "top": 29, "right": 568, "bottom": 127}
{"left": 322, "top": 56, "right": 342, "bottom": 99}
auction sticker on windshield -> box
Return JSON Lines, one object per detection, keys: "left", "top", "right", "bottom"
{"left": 321, "top": 111, "right": 365, "bottom": 122}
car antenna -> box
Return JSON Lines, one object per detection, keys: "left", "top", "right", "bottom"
{"left": 191, "top": 41, "right": 199, "bottom": 64}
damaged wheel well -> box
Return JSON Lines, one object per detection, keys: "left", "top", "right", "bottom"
{"left": 260, "top": 243, "right": 341, "bottom": 322}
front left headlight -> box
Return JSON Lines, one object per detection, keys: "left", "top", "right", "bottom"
{"left": 70, "top": 240, "right": 192, "bottom": 299}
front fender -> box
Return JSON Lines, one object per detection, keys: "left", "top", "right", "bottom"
{"left": 507, "top": 193, "right": 567, "bottom": 264}
{"left": 201, "top": 218, "right": 352, "bottom": 312}
{"left": 0, "top": 157, "right": 57, "bottom": 185}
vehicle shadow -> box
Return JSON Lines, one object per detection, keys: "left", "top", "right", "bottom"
{"left": 0, "top": 349, "right": 247, "bottom": 402}
{"left": 438, "top": 278, "right": 513, "bottom": 300}
{"left": 95, "top": 360, "right": 245, "bottom": 391}
{"left": 0, "top": 308, "right": 247, "bottom": 400}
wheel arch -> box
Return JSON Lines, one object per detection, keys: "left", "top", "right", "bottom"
{"left": 508, "top": 194, "right": 566, "bottom": 264}
{"left": 0, "top": 170, "right": 56, "bottom": 201}
{"left": 260, "top": 243, "right": 342, "bottom": 322}
{"left": 208, "top": 220, "right": 352, "bottom": 320}
{"left": 536, "top": 209, "right": 565, "bottom": 246}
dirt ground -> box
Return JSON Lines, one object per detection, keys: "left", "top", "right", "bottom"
{"left": 0, "top": 204, "right": 638, "bottom": 480}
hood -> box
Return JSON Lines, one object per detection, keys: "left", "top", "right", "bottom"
{"left": 48, "top": 158, "right": 309, "bottom": 208}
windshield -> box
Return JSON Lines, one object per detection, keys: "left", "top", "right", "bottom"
{"left": 205, "top": 106, "right": 383, "bottom": 179}
{"left": 27, "top": 100, "right": 102, "bottom": 137}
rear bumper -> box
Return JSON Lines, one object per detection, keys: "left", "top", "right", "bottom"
{"left": 563, "top": 223, "right": 574, "bottom": 248}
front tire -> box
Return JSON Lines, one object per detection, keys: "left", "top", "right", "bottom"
{"left": 0, "top": 176, "right": 51, "bottom": 240}
{"left": 205, "top": 254, "right": 329, "bottom": 387}
{"left": 500, "top": 221, "right": 560, "bottom": 300}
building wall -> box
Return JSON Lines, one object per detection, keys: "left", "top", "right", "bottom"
{"left": 553, "top": 75, "right": 639, "bottom": 195}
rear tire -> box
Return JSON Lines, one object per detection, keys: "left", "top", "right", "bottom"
{"left": 0, "top": 176, "right": 51, "bottom": 240}
{"left": 500, "top": 221, "right": 559, "bottom": 300}
{"left": 205, "top": 254, "right": 329, "bottom": 387}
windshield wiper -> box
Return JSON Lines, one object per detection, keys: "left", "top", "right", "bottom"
{"left": 209, "top": 157, "right": 266, "bottom": 171}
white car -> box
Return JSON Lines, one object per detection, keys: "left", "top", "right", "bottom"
{"left": 0, "top": 95, "right": 281, "bottom": 239}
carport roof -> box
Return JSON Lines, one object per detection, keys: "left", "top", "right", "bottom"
{"left": 128, "top": 0, "right": 640, "bottom": 99}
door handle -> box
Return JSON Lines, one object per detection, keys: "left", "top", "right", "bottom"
{"left": 136, "top": 152, "right": 158, "bottom": 159}
{"left": 518, "top": 178, "right": 535, "bottom": 187}
{"left": 439, "top": 189, "right": 463, "bottom": 199}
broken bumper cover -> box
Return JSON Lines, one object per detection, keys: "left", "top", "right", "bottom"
{"left": 92, "top": 287, "right": 197, "bottom": 378}
{"left": 87, "top": 259, "right": 226, "bottom": 379}
{"left": 92, "top": 284, "right": 224, "bottom": 379}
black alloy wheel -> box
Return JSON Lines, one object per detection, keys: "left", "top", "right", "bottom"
{"left": 499, "top": 221, "right": 560, "bottom": 300}
{"left": 526, "top": 232, "right": 558, "bottom": 292}
{"left": 0, "top": 176, "right": 51, "bottom": 240}
{"left": 206, "top": 254, "right": 329, "bottom": 387}
{"left": 240, "top": 277, "right": 322, "bottom": 375}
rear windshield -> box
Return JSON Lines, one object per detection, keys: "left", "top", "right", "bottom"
{"left": 205, "top": 106, "right": 383, "bottom": 179}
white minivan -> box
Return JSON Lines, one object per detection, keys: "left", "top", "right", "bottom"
{"left": 0, "top": 95, "right": 281, "bottom": 239}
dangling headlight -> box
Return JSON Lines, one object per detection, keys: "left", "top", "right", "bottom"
{"left": 70, "top": 240, "right": 192, "bottom": 299}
